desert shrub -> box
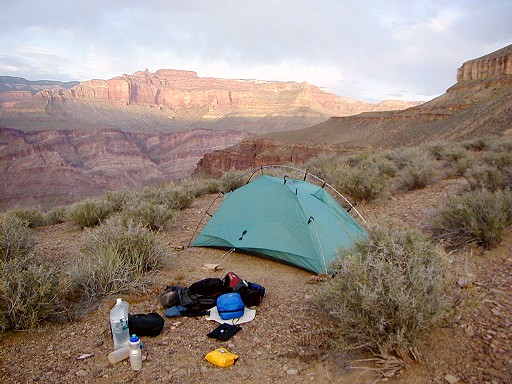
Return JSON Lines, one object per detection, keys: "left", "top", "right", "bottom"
{"left": 219, "top": 168, "right": 248, "bottom": 192}
{"left": 482, "top": 150, "right": 512, "bottom": 169}
{"left": 1, "top": 253, "right": 68, "bottom": 330}
{"left": 105, "top": 189, "right": 134, "bottom": 212}
{"left": 426, "top": 142, "right": 475, "bottom": 177}
{"left": 136, "top": 185, "right": 195, "bottom": 210}
{"left": 4, "top": 207, "right": 46, "bottom": 228}
{"left": 66, "top": 197, "right": 115, "bottom": 228}
{"left": 71, "top": 222, "right": 165, "bottom": 299}
{"left": 44, "top": 205, "right": 68, "bottom": 225}
{"left": 461, "top": 136, "right": 504, "bottom": 152}
{"left": 464, "top": 164, "right": 512, "bottom": 191}
{"left": 114, "top": 202, "right": 178, "bottom": 231}
{"left": 332, "top": 161, "right": 392, "bottom": 203}
{"left": 182, "top": 177, "right": 222, "bottom": 196}
{"left": 395, "top": 152, "right": 440, "bottom": 191}
{"left": 316, "top": 221, "right": 451, "bottom": 356}
{"left": 0, "top": 214, "right": 35, "bottom": 262}
{"left": 427, "top": 189, "right": 512, "bottom": 250}
{"left": 304, "top": 154, "right": 341, "bottom": 181}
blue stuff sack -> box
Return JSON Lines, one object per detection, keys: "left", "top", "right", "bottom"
{"left": 217, "top": 292, "right": 245, "bottom": 320}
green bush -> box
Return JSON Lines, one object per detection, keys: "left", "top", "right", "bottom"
{"left": 115, "top": 202, "right": 178, "bottom": 231}
{"left": 219, "top": 169, "right": 248, "bottom": 192}
{"left": 395, "top": 152, "right": 440, "bottom": 191}
{"left": 464, "top": 164, "right": 511, "bottom": 192}
{"left": 426, "top": 142, "right": 475, "bottom": 177}
{"left": 44, "top": 206, "right": 68, "bottom": 225}
{"left": 304, "top": 154, "right": 341, "bottom": 181}
{"left": 427, "top": 189, "right": 512, "bottom": 249}
{"left": 316, "top": 221, "right": 451, "bottom": 356}
{"left": 136, "top": 185, "right": 195, "bottom": 210}
{"left": 332, "top": 162, "right": 392, "bottom": 203}
{"left": 71, "top": 222, "right": 165, "bottom": 299}
{"left": 0, "top": 215, "right": 35, "bottom": 262}
{"left": 1, "top": 253, "right": 68, "bottom": 330}
{"left": 4, "top": 208, "right": 46, "bottom": 228}
{"left": 66, "top": 197, "right": 115, "bottom": 228}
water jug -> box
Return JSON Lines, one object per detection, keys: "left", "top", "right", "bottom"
{"left": 110, "top": 298, "right": 130, "bottom": 349}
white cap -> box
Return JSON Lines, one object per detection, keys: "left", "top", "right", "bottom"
{"left": 116, "top": 298, "right": 122, "bottom": 303}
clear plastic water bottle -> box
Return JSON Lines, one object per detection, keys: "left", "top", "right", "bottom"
{"left": 110, "top": 298, "right": 130, "bottom": 350}
{"left": 108, "top": 345, "right": 130, "bottom": 364}
{"left": 129, "top": 334, "right": 142, "bottom": 371}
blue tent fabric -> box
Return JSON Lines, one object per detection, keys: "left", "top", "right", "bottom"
{"left": 191, "top": 175, "right": 367, "bottom": 274}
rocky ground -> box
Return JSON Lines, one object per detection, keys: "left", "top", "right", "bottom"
{"left": 1, "top": 177, "right": 511, "bottom": 384}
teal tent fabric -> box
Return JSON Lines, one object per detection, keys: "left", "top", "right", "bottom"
{"left": 191, "top": 175, "right": 367, "bottom": 274}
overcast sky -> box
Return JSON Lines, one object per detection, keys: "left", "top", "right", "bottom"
{"left": 1, "top": 1, "right": 511, "bottom": 102}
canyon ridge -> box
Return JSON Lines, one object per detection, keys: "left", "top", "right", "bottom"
{"left": 0, "top": 68, "right": 417, "bottom": 210}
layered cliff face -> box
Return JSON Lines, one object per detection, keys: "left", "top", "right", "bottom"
{"left": 195, "top": 44, "right": 512, "bottom": 175}
{"left": 0, "top": 127, "right": 249, "bottom": 210}
{"left": 0, "top": 69, "right": 419, "bottom": 134}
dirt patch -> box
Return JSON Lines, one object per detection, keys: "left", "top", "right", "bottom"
{"left": 1, "top": 179, "right": 511, "bottom": 383}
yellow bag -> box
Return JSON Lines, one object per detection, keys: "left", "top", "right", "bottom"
{"left": 205, "top": 348, "right": 239, "bottom": 367}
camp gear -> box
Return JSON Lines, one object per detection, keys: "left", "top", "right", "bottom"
{"left": 235, "top": 282, "right": 265, "bottom": 307}
{"left": 191, "top": 174, "right": 368, "bottom": 274}
{"left": 128, "top": 313, "right": 164, "bottom": 337}
{"left": 110, "top": 298, "right": 130, "bottom": 350}
{"left": 188, "top": 277, "right": 228, "bottom": 297}
{"left": 164, "top": 306, "right": 188, "bottom": 318}
{"left": 205, "top": 348, "right": 238, "bottom": 367}
{"left": 206, "top": 305, "right": 256, "bottom": 325}
{"left": 207, "top": 323, "right": 242, "bottom": 341}
{"left": 223, "top": 271, "right": 244, "bottom": 289}
{"left": 217, "top": 292, "right": 245, "bottom": 320}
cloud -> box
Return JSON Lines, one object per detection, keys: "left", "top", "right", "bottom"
{"left": 0, "top": 0, "right": 511, "bottom": 101}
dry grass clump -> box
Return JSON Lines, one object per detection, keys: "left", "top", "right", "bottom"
{"left": 66, "top": 197, "right": 115, "bottom": 228}
{"left": 316, "top": 221, "right": 451, "bottom": 358}
{"left": 3, "top": 208, "right": 47, "bottom": 228}
{"left": 219, "top": 168, "right": 249, "bottom": 192}
{"left": 1, "top": 252, "right": 69, "bottom": 331}
{"left": 426, "top": 189, "right": 512, "bottom": 250}
{"left": 114, "top": 202, "right": 178, "bottom": 231}
{"left": 71, "top": 222, "right": 165, "bottom": 299}
{"left": 0, "top": 214, "right": 35, "bottom": 262}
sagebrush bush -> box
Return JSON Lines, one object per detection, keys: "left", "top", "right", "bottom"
{"left": 1, "top": 253, "right": 68, "bottom": 330}
{"left": 45, "top": 206, "right": 68, "bottom": 225}
{"left": 72, "top": 222, "right": 165, "bottom": 299}
{"left": 426, "top": 142, "right": 475, "bottom": 177}
{"left": 0, "top": 214, "right": 35, "bottom": 262}
{"left": 316, "top": 221, "right": 451, "bottom": 356}
{"left": 136, "top": 184, "right": 195, "bottom": 210}
{"left": 183, "top": 177, "right": 222, "bottom": 196}
{"left": 332, "top": 162, "right": 392, "bottom": 202}
{"left": 4, "top": 208, "right": 46, "bottom": 228}
{"left": 427, "top": 189, "right": 512, "bottom": 250}
{"left": 66, "top": 197, "right": 115, "bottom": 228}
{"left": 304, "top": 154, "right": 341, "bottom": 181}
{"left": 464, "top": 164, "right": 511, "bottom": 191}
{"left": 219, "top": 168, "right": 248, "bottom": 192}
{"left": 395, "top": 152, "right": 440, "bottom": 191}
{"left": 114, "top": 202, "right": 178, "bottom": 231}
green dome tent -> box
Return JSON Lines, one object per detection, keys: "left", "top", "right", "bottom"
{"left": 191, "top": 172, "right": 368, "bottom": 274}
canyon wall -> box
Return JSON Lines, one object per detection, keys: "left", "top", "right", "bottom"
{"left": 0, "top": 127, "right": 249, "bottom": 210}
{"left": 195, "top": 44, "right": 512, "bottom": 175}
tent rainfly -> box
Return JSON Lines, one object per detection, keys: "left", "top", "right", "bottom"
{"left": 191, "top": 174, "right": 368, "bottom": 274}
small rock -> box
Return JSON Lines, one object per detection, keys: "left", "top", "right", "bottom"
{"left": 286, "top": 368, "right": 299, "bottom": 375}
{"left": 445, "top": 373, "right": 460, "bottom": 383}
{"left": 75, "top": 370, "right": 88, "bottom": 377}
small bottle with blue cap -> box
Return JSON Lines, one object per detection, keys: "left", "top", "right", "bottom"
{"left": 128, "top": 334, "right": 142, "bottom": 371}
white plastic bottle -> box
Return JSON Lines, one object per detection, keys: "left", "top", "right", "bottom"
{"left": 110, "top": 298, "right": 130, "bottom": 350}
{"left": 108, "top": 345, "right": 130, "bottom": 364}
{"left": 129, "top": 334, "right": 142, "bottom": 371}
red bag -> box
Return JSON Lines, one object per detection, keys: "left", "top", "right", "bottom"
{"left": 223, "top": 272, "right": 243, "bottom": 289}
